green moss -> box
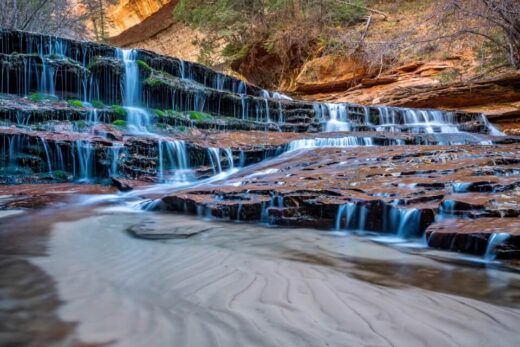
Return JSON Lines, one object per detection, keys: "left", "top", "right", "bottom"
{"left": 177, "top": 126, "right": 187, "bottom": 132}
{"left": 112, "top": 119, "right": 127, "bottom": 127}
{"left": 111, "top": 105, "right": 128, "bottom": 117}
{"left": 137, "top": 60, "right": 152, "bottom": 72}
{"left": 67, "top": 99, "right": 84, "bottom": 108}
{"left": 188, "top": 111, "right": 213, "bottom": 121}
{"left": 154, "top": 109, "right": 166, "bottom": 117}
{"left": 28, "top": 93, "right": 58, "bottom": 102}
{"left": 52, "top": 170, "right": 69, "bottom": 181}
{"left": 91, "top": 99, "right": 105, "bottom": 108}
{"left": 143, "top": 76, "right": 163, "bottom": 88}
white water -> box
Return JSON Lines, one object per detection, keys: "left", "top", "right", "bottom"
{"left": 485, "top": 233, "right": 511, "bottom": 261}
{"left": 287, "top": 137, "right": 373, "bottom": 151}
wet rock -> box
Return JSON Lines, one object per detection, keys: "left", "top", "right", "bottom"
{"left": 426, "top": 218, "right": 520, "bottom": 259}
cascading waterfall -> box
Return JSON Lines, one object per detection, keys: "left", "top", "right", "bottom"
{"left": 117, "top": 48, "right": 151, "bottom": 133}
{"left": 484, "top": 233, "right": 510, "bottom": 261}
{"left": 73, "top": 140, "right": 93, "bottom": 182}
{"left": 287, "top": 137, "right": 373, "bottom": 151}
{"left": 39, "top": 137, "right": 53, "bottom": 174}
{"left": 158, "top": 140, "right": 191, "bottom": 182}
{"left": 208, "top": 148, "right": 234, "bottom": 174}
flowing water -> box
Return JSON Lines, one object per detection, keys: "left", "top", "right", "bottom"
{"left": 1, "top": 201, "right": 519, "bottom": 347}
{"left": 1, "top": 31, "right": 518, "bottom": 346}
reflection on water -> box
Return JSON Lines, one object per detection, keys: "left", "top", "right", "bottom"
{"left": 1, "top": 207, "right": 520, "bottom": 346}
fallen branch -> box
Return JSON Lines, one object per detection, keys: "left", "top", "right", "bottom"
{"left": 337, "top": 1, "right": 389, "bottom": 20}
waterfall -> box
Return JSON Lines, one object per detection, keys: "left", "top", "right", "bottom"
{"left": 287, "top": 137, "right": 373, "bottom": 151}
{"left": 109, "top": 144, "right": 122, "bottom": 177}
{"left": 158, "top": 140, "right": 191, "bottom": 182}
{"left": 208, "top": 148, "right": 223, "bottom": 174}
{"left": 116, "top": 48, "right": 150, "bottom": 133}
{"left": 73, "top": 140, "right": 93, "bottom": 182}
{"left": 452, "top": 182, "right": 472, "bottom": 193}
{"left": 395, "top": 208, "right": 421, "bottom": 238}
{"left": 261, "top": 90, "right": 271, "bottom": 122}
{"left": 325, "top": 103, "right": 351, "bottom": 132}
{"left": 335, "top": 203, "right": 367, "bottom": 231}
{"left": 484, "top": 233, "right": 510, "bottom": 260}
{"left": 208, "top": 147, "right": 234, "bottom": 174}
{"left": 39, "top": 137, "right": 53, "bottom": 174}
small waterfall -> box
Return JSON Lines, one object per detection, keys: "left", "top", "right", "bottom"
{"left": 325, "top": 103, "right": 351, "bottom": 132}
{"left": 395, "top": 208, "right": 421, "bottom": 238}
{"left": 207, "top": 148, "right": 234, "bottom": 174}
{"left": 54, "top": 142, "right": 65, "bottom": 171}
{"left": 73, "top": 140, "right": 93, "bottom": 182}
{"left": 261, "top": 90, "right": 271, "bottom": 122}
{"left": 287, "top": 137, "right": 373, "bottom": 151}
{"left": 158, "top": 140, "right": 191, "bottom": 182}
{"left": 109, "top": 144, "right": 122, "bottom": 177}
{"left": 335, "top": 203, "right": 367, "bottom": 231}
{"left": 39, "top": 137, "right": 53, "bottom": 174}
{"left": 208, "top": 148, "right": 222, "bottom": 174}
{"left": 117, "top": 48, "right": 151, "bottom": 133}
{"left": 484, "top": 233, "right": 510, "bottom": 261}
{"left": 452, "top": 182, "right": 471, "bottom": 193}
{"left": 125, "top": 107, "right": 151, "bottom": 133}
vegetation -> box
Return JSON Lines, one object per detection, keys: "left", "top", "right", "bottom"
{"left": 111, "top": 105, "right": 127, "bottom": 117}
{"left": 91, "top": 100, "right": 106, "bottom": 109}
{"left": 0, "top": 0, "right": 118, "bottom": 41}
{"left": 52, "top": 170, "right": 69, "bottom": 181}
{"left": 67, "top": 99, "right": 84, "bottom": 108}
{"left": 137, "top": 60, "right": 152, "bottom": 72}
{"left": 112, "top": 119, "right": 127, "bottom": 127}
{"left": 28, "top": 93, "right": 58, "bottom": 102}
{"left": 188, "top": 111, "right": 213, "bottom": 121}
{"left": 175, "top": 0, "right": 367, "bottom": 67}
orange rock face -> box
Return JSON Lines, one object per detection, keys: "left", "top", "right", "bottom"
{"left": 106, "top": 0, "right": 171, "bottom": 36}
{"left": 294, "top": 55, "right": 368, "bottom": 93}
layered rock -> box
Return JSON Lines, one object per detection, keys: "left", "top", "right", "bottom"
{"left": 1, "top": 30, "right": 519, "bottom": 260}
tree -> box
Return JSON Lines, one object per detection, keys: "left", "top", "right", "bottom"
{"left": 0, "top": 0, "right": 117, "bottom": 41}
{"left": 440, "top": 0, "right": 520, "bottom": 68}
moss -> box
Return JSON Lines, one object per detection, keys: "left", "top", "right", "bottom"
{"left": 154, "top": 109, "right": 166, "bottom": 117}
{"left": 137, "top": 60, "right": 152, "bottom": 72}
{"left": 188, "top": 111, "right": 213, "bottom": 121}
{"left": 52, "top": 170, "right": 69, "bottom": 181}
{"left": 177, "top": 126, "right": 187, "bottom": 132}
{"left": 143, "top": 76, "right": 163, "bottom": 88}
{"left": 112, "top": 119, "right": 127, "bottom": 127}
{"left": 67, "top": 99, "right": 84, "bottom": 108}
{"left": 74, "top": 120, "right": 87, "bottom": 129}
{"left": 111, "top": 105, "right": 128, "bottom": 117}
{"left": 28, "top": 93, "right": 58, "bottom": 102}
{"left": 91, "top": 99, "right": 105, "bottom": 108}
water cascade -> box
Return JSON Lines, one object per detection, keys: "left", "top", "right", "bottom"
{"left": 484, "top": 233, "right": 510, "bottom": 261}
{"left": 287, "top": 136, "right": 374, "bottom": 151}
{"left": 158, "top": 140, "right": 191, "bottom": 183}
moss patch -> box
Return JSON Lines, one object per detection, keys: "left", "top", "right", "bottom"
{"left": 189, "top": 111, "right": 213, "bottom": 121}
{"left": 111, "top": 105, "right": 128, "bottom": 117}
{"left": 91, "top": 99, "right": 105, "bottom": 108}
{"left": 67, "top": 99, "right": 84, "bottom": 108}
{"left": 112, "top": 119, "right": 127, "bottom": 127}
